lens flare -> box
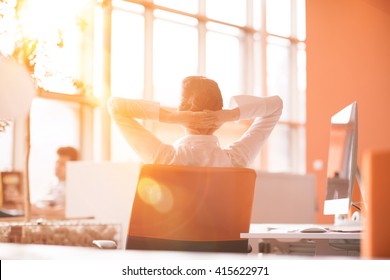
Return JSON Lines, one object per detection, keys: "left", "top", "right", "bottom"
{"left": 137, "top": 177, "right": 173, "bottom": 213}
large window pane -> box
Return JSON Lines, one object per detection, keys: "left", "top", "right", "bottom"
{"left": 13, "top": 0, "right": 92, "bottom": 94}
{"left": 29, "top": 98, "right": 80, "bottom": 203}
{"left": 296, "top": 0, "right": 306, "bottom": 40}
{"left": 253, "top": 34, "right": 264, "bottom": 96}
{"left": 206, "top": 25, "right": 241, "bottom": 106}
{"left": 111, "top": 10, "right": 145, "bottom": 99}
{"left": 153, "top": 0, "right": 198, "bottom": 14}
{"left": 266, "top": 0, "right": 291, "bottom": 37}
{"left": 93, "top": 6, "right": 104, "bottom": 98}
{"left": 267, "top": 124, "right": 290, "bottom": 172}
{"left": 206, "top": 0, "right": 246, "bottom": 26}
{"left": 268, "top": 124, "right": 305, "bottom": 173}
{"left": 153, "top": 18, "right": 198, "bottom": 107}
{"left": 252, "top": 0, "right": 263, "bottom": 30}
{"left": 113, "top": 0, "right": 145, "bottom": 13}
{"left": 267, "top": 36, "right": 291, "bottom": 121}
{"left": 110, "top": 7, "right": 145, "bottom": 162}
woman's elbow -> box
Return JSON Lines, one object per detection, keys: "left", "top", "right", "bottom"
{"left": 271, "top": 95, "right": 283, "bottom": 116}
{"left": 107, "top": 97, "right": 121, "bottom": 117}
{"left": 275, "top": 95, "right": 283, "bottom": 110}
{"left": 107, "top": 96, "right": 115, "bottom": 110}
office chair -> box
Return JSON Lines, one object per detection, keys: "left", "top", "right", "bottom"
{"left": 126, "top": 164, "right": 256, "bottom": 253}
{"left": 361, "top": 149, "right": 390, "bottom": 258}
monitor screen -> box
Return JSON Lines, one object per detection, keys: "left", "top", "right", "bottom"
{"left": 323, "top": 101, "right": 358, "bottom": 215}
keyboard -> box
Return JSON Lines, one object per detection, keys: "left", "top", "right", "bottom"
{"left": 0, "top": 219, "right": 121, "bottom": 246}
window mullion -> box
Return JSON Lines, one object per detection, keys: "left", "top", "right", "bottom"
{"left": 291, "top": 0, "right": 305, "bottom": 173}
{"left": 291, "top": 0, "right": 298, "bottom": 38}
{"left": 144, "top": 6, "right": 154, "bottom": 100}
{"left": 101, "top": 0, "right": 113, "bottom": 160}
{"left": 198, "top": 0, "right": 206, "bottom": 74}
{"left": 243, "top": 0, "right": 254, "bottom": 95}
{"left": 260, "top": 0, "right": 268, "bottom": 170}
{"left": 261, "top": 0, "right": 268, "bottom": 98}
{"left": 290, "top": 42, "right": 299, "bottom": 172}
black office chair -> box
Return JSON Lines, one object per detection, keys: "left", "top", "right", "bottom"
{"left": 125, "top": 164, "right": 257, "bottom": 253}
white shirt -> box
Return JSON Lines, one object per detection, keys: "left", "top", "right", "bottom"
{"left": 35, "top": 180, "right": 66, "bottom": 209}
{"left": 109, "top": 95, "right": 283, "bottom": 168}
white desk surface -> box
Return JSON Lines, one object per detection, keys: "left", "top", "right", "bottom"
{"left": 1, "top": 242, "right": 316, "bottom": 260}
{"left": 241, "top": 224, "right": 362, "bottom": 240}
{"left": 1, "top": 242, "right": 360, "bottom": 260}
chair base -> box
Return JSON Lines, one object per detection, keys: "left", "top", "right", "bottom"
{"left": 126, "top": 236, "right": 250, "bottom": 253}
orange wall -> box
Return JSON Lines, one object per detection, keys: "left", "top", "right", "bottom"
{"left": 306, "top": 0, "right": 390, "bottom": 223}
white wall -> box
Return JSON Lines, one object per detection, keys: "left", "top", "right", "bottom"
{"left": 251, "top": 171, "right": 317, "bottom": 223}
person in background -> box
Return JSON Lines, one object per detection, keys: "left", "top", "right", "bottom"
{"left": 32, "top": 146, "right": 79, "bottom": 218}
{"left": 108, "top": 76, "right": 283, "bottom": 168}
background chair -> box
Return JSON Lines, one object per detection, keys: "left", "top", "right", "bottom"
{"left": 251, "top": 171, "right": 316, "bottom": 224}
{"left": 361, "top": 148, "right": 390, "bottom": 258}
{"left": 126, "top": 164, "right": 256, "bottom": 253}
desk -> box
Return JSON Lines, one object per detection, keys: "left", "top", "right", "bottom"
{"left": 241, "top": 224, "right": 361, "bottom": 255}
{"left": 0, "top": 243, "right": 364, "bottom": 280}
{"left": 0, "top": 242, "right": 306, "bottom": 260}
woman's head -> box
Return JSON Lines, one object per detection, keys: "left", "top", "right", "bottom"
{"left": 179, "top": 76, "right": 223, "bottom": 135}
{"left": 179, "top": 76, "right": 223, "bottom": 112}
{"left": 55, "top": 146, "right": 79, "bottom": 181}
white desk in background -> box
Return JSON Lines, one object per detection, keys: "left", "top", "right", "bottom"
{"left": 241, "top": 224, "right": 361, "bottom": 256}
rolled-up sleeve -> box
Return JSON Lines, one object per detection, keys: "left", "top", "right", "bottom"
{"left": 226, "top": 95, "right": 283, "bottom": 167}
{"left": 108, "top": 97, "right": 160, "bottom": 121}
{"left": 108, "top": 97, "right": 175, "bottom": 164}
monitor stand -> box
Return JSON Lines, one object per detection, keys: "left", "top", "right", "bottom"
{"left": 355, "top": 167, "right": 367, "bottom": 211}
{"left": 333, "top": 167, "right": 365, "bottom": 229}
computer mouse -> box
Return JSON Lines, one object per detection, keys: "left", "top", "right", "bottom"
{"left": 299, "top": 226, "right": 328, "bottom": 233}
{"left": 92, "top": 240, "right": 118, "bottom": 249}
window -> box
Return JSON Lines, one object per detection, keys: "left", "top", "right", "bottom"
{"left": 206, "top": 23, "right": 241, "bottom": 105}
{"left": 2, "top": 0, "right": 307, "bottom": 198}
{"left": 111, "top": 6, "right": 145, "bottom": 99}
{"left": 153, "top": 11, "right": 198, "bottom": 106}
{"left": 96, "top": 0, "right": 306, "bottom": 173}
{"left": 29, "top": 98, "right": 80, "bottom": 202}
{"left": 0, "top": 0, "right": 96, "bottom": 200}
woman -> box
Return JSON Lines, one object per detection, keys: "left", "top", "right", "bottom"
{"left": 108, "top": 76, "right": 283, "bottom": 168}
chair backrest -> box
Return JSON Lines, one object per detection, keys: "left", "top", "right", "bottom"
{"left": 126, "top": 164, "right": 256, "bottom": 252}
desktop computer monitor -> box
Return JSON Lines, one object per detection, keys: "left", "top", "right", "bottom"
{"left": 323, "top": 101, "right": 359, "bottom": 216}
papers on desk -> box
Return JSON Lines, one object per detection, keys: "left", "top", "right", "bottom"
{"left": 327, "top": 225, "right": 362, "bottom": 233}
{"left": 266, "top": 226, "right": 301, "bottom": 233}
{"left": 267, "top": 225, "right": 327, "bottom": 233}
